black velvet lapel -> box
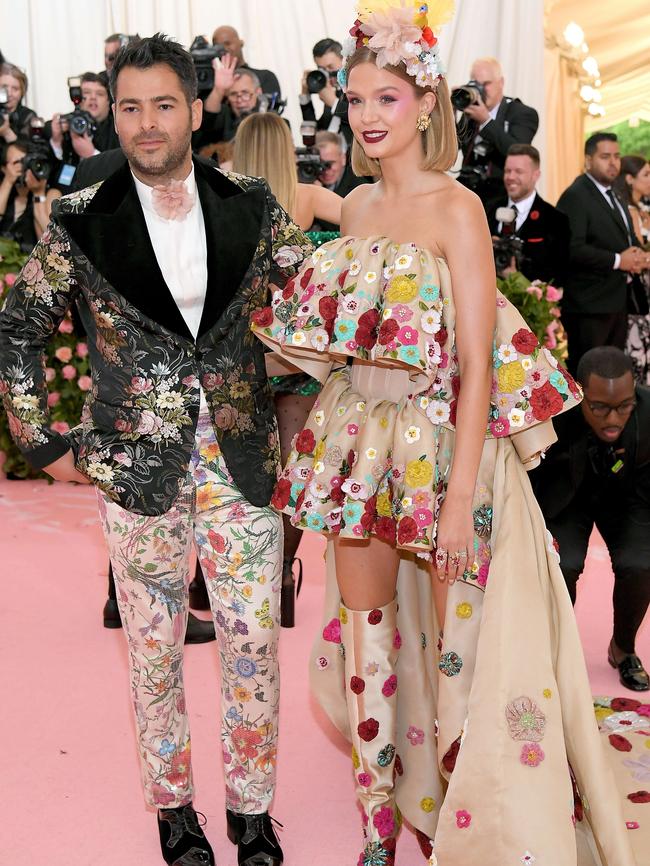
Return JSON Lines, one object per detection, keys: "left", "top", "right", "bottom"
{"left": 57, "top": 161, "right": 194, "bottom": 341}
{"left": 193, "top": 157, "right": 265, "bottom": 338}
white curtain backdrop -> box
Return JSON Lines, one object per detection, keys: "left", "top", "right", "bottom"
{"left": 0, "top": 0, "right": 545, "bottom": 185}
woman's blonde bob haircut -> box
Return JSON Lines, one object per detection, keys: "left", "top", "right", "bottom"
{"left": 232, "top": 112, "right": 298, "bottom": 218}
{"left": 346, "top": 47, "right": 457, "bottom": 177}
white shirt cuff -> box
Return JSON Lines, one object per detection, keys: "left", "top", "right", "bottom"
{"left": 613, "top": 252, "right": 621, "bottom": 270}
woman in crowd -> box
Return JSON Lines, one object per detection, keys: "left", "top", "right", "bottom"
{"left": 252, "top": 1, "right": 636, "bottom": 864}
{"left": 0, "top": 62, "right": 37, "bottom": 142}
{"left": 614, "top": 154, "right": 650, "bottom": 382}
{"left": 0, "top": 138, "right": 59, "bottom": 250}
{"left": 233, "top": 111, "right": 342, "bottom": 625}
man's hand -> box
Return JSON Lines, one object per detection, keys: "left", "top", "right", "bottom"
{"left": 24, "top": 169, "right": 47, "bottom": 196}
{"left": 464, "top": 98, "right": 490, "bottom": 126}
{"left": 0, "top": 112, "right": 14, "bottom": 141}
{"left": 212, "top": 54, "right": 237, "bottom": 95}
{"left": 318, "top": 81, "right": 338, "bottom": 108}
{"left": 619, "top": 247, "right": 648, "bottom": 273}
{"left": 43, "top": 450, "right": 91, "bottom": 484}
{"left": 301, "top": 70, "right": 311, "bottom": 96}
{"left": 50, "top": 113, "right": 65, "bottom": 148}
{"left": 71, "top": 131, "right": 96, "bottom": 159}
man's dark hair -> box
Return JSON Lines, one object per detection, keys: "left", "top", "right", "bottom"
{"left": 105, "top": 33, "right": 122, "bottom": 44}
{"left": 312, "top": 38, "right": 343, "bottom": 60}
{"left": 507, "top": 143, "right": 540, "bottom": 167}
{"left": 1, "top": 136, "right": 29, "bottom": 167}
{"left": 577, "top": 346, "right": 634, "bottom": 387}
{"left": 81, "top": 71, "right": 109, "bottom": 93}
{"left": 585, "top": 132, "right": 617, "bottom": 157}
{"left": 108, "top": 33, "right": 198, "bottom": 105}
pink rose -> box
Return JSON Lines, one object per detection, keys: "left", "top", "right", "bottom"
{"left": 5, "top": 273, "right": 16, "bottom": 286}
{"left": 77, "top": 375, "right": 92, "bottom": 391}
{"left": 136, "top": 410, "right": 161, "bottom": 435}
{"left": 114, "top": 418, "right": 133, "bottom": 433}
{"left": 114, "top": 452, "right": 132, "bottom": 466}
{"left": 62, "top": 365, "right": 77, "bottom": 380}
{"left": 215, "top": 404, "right": 239, "bottom": 430}
{"left": 51, "top": 420, "right": 70, "bottom": 434}
{"left": 57, "top": 319, "right": 74, "bottom": 334}
{"left": 54, "top": 346, "right": 73, "bottom": 363}
{"left": 545, "top": 285, "right": 563, "bottom": 302}
{"left": 47, "top": 391, "right": 60, "bottom": 407}
{"left": 544, "top": 323, "right": 558, "bottom": 350}
{"left": 75, "top": 342, "right": 89, "bottom": 358}
{"left": 129, "top": 376, "right": 153, "bottom": 394}
{"left": 526, "top": 285, "right": 543, "bottom": 300}
{"left": 22, "top": 258, "right": 44, "bottom": 285}
{"left": 44, "top": 367, "right": 56, "bottom": 383}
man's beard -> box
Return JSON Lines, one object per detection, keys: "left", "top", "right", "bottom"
{"left": 122, "top": 126, "right": 192, "bottom": 180}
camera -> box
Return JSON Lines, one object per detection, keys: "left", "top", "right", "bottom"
{"left": 0, "top": 85, "right": 8, "bottom": 119}
{"left": 295, "top": 147, "right": 331, "bottom": 184}
{"left": 456, "top": 164, "right": 488, "bottom": 192}
{"left": 60, "top": 76, "right": 98, "bottom": 138}
{"left": 258, "top": 92, "right": 287, "bottom": 115}
{"left": 451, "top": 80, "right": 486, "bottom": 111}
{"left": 22, "top": 118, "right": 52, "bottom": 183}
{"left": 306, "top": 67, "right": 339, "bottom": 94}
{"left": 492, "top": 235, "right": 524, "bottom": 275}
{"left": 190, "top": 36, "right": 227, "bottom": 93}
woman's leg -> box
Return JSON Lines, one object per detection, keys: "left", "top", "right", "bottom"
{"left": 335, "top": 537, "right": 401, "bottom": 865}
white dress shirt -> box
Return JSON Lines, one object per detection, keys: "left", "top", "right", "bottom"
{"left": 586, "top": 173, "right": 631, "bottom": 269}
{"left": 132, "top": 165, "right": 210, "bottom": 411}
{"left": 510, "top": 190, "right": 537, "bottom": 232}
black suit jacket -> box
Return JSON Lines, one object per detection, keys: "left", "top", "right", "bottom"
{"left": 0, "top": 158, "right": 313, "bottom": 514}
{"left": 556, "top": 174, "right": 639, "bottom": 315}
{"left": 531, "top": 385, "right": 650, "bottom": 519}
{"left": 71, "top": 147, "right": 127, "bottom": 190}
{"left": 487, "top": 192, "right": 570, "bottom": 285}
{"left": 462, "top": 97, "right": 539, "bottom": 180}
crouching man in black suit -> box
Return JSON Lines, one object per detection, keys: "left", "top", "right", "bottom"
{"left": 486, "top": 144, "right": 569, "bottom": 285}
{"left": 532, "top": 347, "right": 650, "bottom": 691}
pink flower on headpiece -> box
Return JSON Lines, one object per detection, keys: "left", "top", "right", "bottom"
{"left": 151, "top": 179, "right": 195, "bottom": 221}
{"left": 361, "top": 8, "right": 424, "bottom": 67}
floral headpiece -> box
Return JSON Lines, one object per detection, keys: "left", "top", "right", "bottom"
{"left": 339, "top": 0, "right": 454, "bottom": 90}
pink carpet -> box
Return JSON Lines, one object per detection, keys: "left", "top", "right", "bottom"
{"left": 1, "top": 477, "right": 648, "bottom": 865}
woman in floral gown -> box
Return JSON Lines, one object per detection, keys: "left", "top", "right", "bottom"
{"left": 253, "top": 3, "right": 637, "bottom": 864}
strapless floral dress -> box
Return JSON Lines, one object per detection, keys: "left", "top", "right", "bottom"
{"left": 253, "top": 236, "right": 637, "bottom": 865}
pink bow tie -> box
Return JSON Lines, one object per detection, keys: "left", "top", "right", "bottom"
{"left": 151, "top": 178, "right": 194, "bottom": 221}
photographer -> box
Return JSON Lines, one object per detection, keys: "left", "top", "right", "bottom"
{"left": 0, "top": 138, "right": 59, "bottom": 250}
{"left": 486, "top": 144, "right": 569, "bottom": 284}
{"left": 299, "top": 38, "right": 351, "bottom": 146}
{"left": 49, "top": 72, "right": 119, "bottom": 164}
{"left": 211, "top": 25, "right": 281, "bottom": 98}
{"left": 0, "top": 63, "right": 37, "bottom": 144}
{"left": 532, "top": 347, "right": 650, "bottom": 691}
{"left": 455, "top": 57, "right": 539, "bottom": 204}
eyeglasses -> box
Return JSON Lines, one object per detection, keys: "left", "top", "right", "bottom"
{"left": 586, "top": 399, "right": 636, "bottom": 418}
{"left": 229, "top": 90, "right": 255, "bottom": 101}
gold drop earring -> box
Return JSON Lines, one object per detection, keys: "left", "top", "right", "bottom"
{"left": 416, "top": 112, "right": 431, "bottom": 132}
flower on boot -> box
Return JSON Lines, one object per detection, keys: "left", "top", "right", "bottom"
{"left": 351, "top": 675, "right": 366, "bottom": 694}
{"left": 368, "top": 608, "right": 383, "bottom": 624}
{"left": 360, "top": 841, "right": 390, "bottom": 866}
{"left": 455, "top": 809, "right": 471, "bottom": 828}
{"left": 382, "top": 674, "right": 397, "bottom": 697}
{"left": 358, "top": 718, "right": 380, "bottom": 742}
{"left": 358, "top": 772, "right": 372, "bottom": 787}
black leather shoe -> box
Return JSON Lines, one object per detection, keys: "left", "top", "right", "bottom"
{"left": 103, "top": 597, "right": 122, "bottom": 629}
{"left": 226, "top": 810, "right": 283, "bottom": 866}
{"left": 102, "top": 601, "right": 214, "bottom": 645}
{"left": 608, "top": 642, "right": 650, "bottom": 691}
{"left": 184, "top": 613, "right": 216, "bottom": 645}
{"left": 157, "top": 803, "right": 215, "bottom": 865}
{"left": 189, "top": 565, "right": 211, "bottom": 611}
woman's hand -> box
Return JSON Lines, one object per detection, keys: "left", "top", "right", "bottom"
{"left": 434, "top": 493, "right": 475, "bottom": 584}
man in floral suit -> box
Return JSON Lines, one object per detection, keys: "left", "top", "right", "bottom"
{"left": 0, "top": 34, "right": 311, "bottom": 866}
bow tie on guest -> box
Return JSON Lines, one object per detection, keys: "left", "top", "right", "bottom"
{"left": 151, "top": 178, "right": 195, "bottom": 221}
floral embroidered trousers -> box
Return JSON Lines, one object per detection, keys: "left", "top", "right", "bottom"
{"left": 97, "top": 413, "right": 283, "bottom": 813}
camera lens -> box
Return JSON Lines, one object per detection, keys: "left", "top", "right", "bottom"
{"left": 70, "top": 114, "right": 88, "bottom": 135}
{"left": 451, "top": 87, "right": 473, "bottom": 111}
{"left": 306, "top": 69, "right": 328, "bottom": 94}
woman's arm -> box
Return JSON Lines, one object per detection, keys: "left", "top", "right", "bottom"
{"left": 435, "top": 186, "right": 496, "bottom": 581}
{"left": 310, "top": 183, "right": 343, "bottom": 226}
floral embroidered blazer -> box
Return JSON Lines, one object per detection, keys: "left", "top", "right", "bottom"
{"left": 0, "top": 158, "right": 313, "bottom": 513}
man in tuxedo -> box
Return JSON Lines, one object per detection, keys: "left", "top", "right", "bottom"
{"left": 486, "top": 144, "right": 569, "bottom": 285}
{"left": 299, "top": 38, "right": 352, "bottom": 147}
{"left": 0, "top": 34, "right": 312, "bottom": 866}
{"left": 459, "top": 56, "right": 539, "bottom": 204}
{"left": 557, "top": 132, "right": 650, "bottom": 374}
{"left": 532, "top": 347, "right": 650, "bottom": 691}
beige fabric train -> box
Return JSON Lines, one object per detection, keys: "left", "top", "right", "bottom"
{"left": 341, "top": 598, "right": 400, "bottom": 864}
{"left": 310, "top": 364, "right": 637, "bottom": 866}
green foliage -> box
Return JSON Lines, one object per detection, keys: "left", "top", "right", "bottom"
{"left": 496, "top": 270, "right": 566, "bottom": 361}
{"left": 0, "top": 238, "right": 88, "bottom": 479}
{"left": 602, "top": 120, "right": 650, "bottom": 159}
